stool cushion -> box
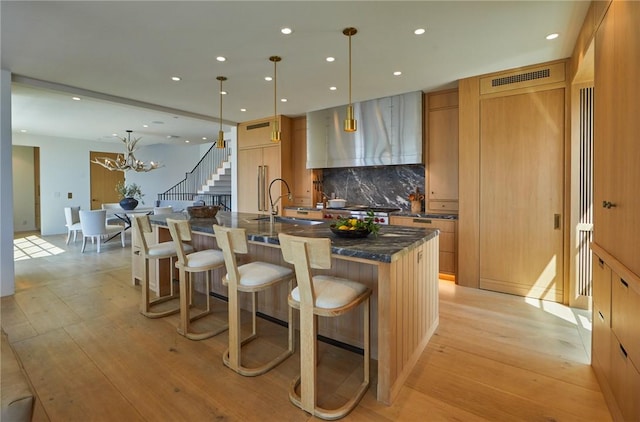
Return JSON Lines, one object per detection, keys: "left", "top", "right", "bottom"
{"left": 225, "top": 261, "right": 293, "bottom": 287}
{"left": 185, "top": 249, "right": 224, "bottom": 268}
{"left": 148, "top": 242, "right": 194, "bottom": 257}
{"left": 291, "top": 275, "right": 368, "bottom": 309}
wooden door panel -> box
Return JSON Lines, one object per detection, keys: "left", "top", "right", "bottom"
{"left": 90, "top": 152, "right": 124, "bottom": 210}
{"left": 479, "top": 89, "right": 564, "bottom": 301}
{"left": 237, "top": 148, "right": 263, "bottom": 214}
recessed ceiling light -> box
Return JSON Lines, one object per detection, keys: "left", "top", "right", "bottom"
{"left": 281, "top": 98, "right": 287, "bottom": 102}
{"left": 20, "top": 129, "right": 27, "bottom": 133}
{"left": 329, "top": 86, "right": 337, "bottom": 91}
{"left": 240, "top": 108, "right": 247, "bottom": 112}
{"left": 202, "top": 137, "right": 207, "bottom": 140}
{"left": 221, "top": 91, "right": 228, "bottom": 95}
{"left": 265, "top": 76, "right": 272, "bottom": 81}
{"left": 143, "top": 124, "right": 149, "bottom": 128}
{"left": 185, "top": 140, "right": 190, "bottom": 143}
{"left": 72, "top": 96, "right": 81, "bottom": 101}
{"left": 281, "top": 27, "right": 293, "bottom": 35}
{"left": 171, "top": 76, "right": 181, "bottom": 81}
{"left": 546, "top": 33, "right": 559, "bottom": 40}
{"left": 326, "top": 57, "right": 335, "bottom": 62}
{"left": 112, "top": 133, "right": 118, "bottom": 137}
{"left": 393, "top": 71, "right": 402, "bottom": 76}
{"left": 216, "top": 56, "right": 226, "bottom": 62}
{"left": 414, "top": 28, "right": 426, "bottom": 35}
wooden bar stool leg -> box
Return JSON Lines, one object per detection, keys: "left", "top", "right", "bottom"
{"left": 178, "top": 269, "right": 190, "bottom": 337}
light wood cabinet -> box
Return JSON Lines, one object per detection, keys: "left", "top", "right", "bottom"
{"left": 282, "top": 208, "right": 323, "bottom": 220}
{"left": 237, "top": 116, "right": 292, "bottom": 214}
{"left": 592, "top": 250, "right": 640, "bottom": 422}
{"left": 290, "top": 117, "right": 314, "bottom": 207}
{"left": 389, "top": 216, "right": 456, "bottom": 275}
{"left": 426, "top": 89, "right": 458, "bottom": 212}
{"left": 593, "top": 0, "right": 640, "bottom": 278}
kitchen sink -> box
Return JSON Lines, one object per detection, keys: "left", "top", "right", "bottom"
{"left": 252, "top": 216, "right": 323, "bottom": 225}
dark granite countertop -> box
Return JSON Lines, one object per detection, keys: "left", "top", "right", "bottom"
{"left": 150, "top": 211, "right": 438, "bottom": 264}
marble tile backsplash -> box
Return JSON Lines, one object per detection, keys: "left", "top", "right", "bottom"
{"left": 322, "top": 165, "right": 425, "bottom": 211}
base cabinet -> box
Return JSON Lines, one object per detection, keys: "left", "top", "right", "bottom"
{"left": 282, "top": 208, "right": 323, "bottom": 220}
{"left": 591, "top": 251, "right": 640, "bottom": 422}
{"left": 390, "top": 216, "right": 456, "bottom": 276}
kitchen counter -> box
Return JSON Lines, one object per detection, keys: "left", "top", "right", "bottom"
{"left": 145, "top": 211, "right": 439, "bottom": 405}
{"left": 150, "top": 211, "right": 438, "bottom": 264}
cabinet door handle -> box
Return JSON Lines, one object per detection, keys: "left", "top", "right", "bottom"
{"left": 297, "top": 211, "right": 308, "bottom": 215}
{"left": 598, "top": 310, "right": 604, "bottom": 321}
{"left": 257, "top": 166, "right": 262, "bottom": 211}
{"left": 554, "top": 214, "right": 561, "bottom": 230}
{"left": 619, "top": 343, "right": 628, "bottom": 358}
{"left": 602, "top": 200, "right": 617, "bottom": 209}
{"left": 620, "top": 278, "right": 628, "bottom": 288}
{"left": 413, "top": 219, "right": 432, "bottom": 224}
{"left": 598, "top": 258, "right": 604, "bottom": 268}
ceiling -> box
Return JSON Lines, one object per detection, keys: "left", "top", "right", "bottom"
{"left": 2, "top": 1, "right": 590, "bottom": 146}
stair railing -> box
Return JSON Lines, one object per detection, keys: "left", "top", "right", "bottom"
{"left": 158, "top": 144, "right": 232, "bottom": 210}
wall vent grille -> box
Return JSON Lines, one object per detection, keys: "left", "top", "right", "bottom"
{"left": 491, "top": 69, "right": 550, "bottom": 87}
{"left": 246, "top": 122, "right": 270, "bottom": 130}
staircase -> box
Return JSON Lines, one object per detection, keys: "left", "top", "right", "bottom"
{"left": 158, "top": 144, "right": 232, "bottom": 210}
{"left": 197, "top": 159, "right": 231, "bottom": 195}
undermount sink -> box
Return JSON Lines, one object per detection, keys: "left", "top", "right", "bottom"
{"left": 252, "top": 216, "right": 323, "bottom": 225}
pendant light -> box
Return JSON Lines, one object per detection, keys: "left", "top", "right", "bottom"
{"left": 216, "top": 76, "right": 227, "bottom": 149}
{"left": 343, "top": 27, "right": 357, "bottom": 132}
{"left": 269, "top": 55, "right": 282, "bottom": 143}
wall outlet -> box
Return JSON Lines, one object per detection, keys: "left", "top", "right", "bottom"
{"left": 68, "top": 192, "right": 72, "bottom": 199}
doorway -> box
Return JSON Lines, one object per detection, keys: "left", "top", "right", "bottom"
{"left": 90, "top": 151, "right": 124, "bottom": 210}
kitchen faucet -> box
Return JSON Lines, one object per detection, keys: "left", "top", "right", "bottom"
{"left": 268, "top": 178, "right": 293, "bottom": 224}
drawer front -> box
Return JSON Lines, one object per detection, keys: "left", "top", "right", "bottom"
{"left": 439, "top": 252, "right": 455, "bottom": 274}
{"left": 292, "top": 197, "right": 312, "bottom": 207}
{"left": 403, "top": 217, "right": 455, "bottom": 233}
{"left": 283, "top": 209, "right": 323, "bottom": 220}
{"left": 428, "top": 201, "right": 458, "bottom": 211}
{"left": 592, "top": 305, "right": 612, "bottom": 383}
{"left": 611, "top": 272, "right": 640, "bottom": 368}
{"left": 439, "top": 232, "right": 455, "bottom": 253}
{"left": 592, "top": 255, "right": 612, "bottom": 322}
{"left": 610, "top": 335, "right": 640, "bottom": 422}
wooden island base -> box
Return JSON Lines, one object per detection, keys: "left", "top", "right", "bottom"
{"left": 147, "top": 222, "right": 439, "bottom": 405}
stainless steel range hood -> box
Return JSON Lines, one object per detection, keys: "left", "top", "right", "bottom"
{"left": 306, "top": 91, "right": 422, "bottom": 169}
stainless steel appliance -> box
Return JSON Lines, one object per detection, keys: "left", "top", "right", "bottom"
{"left": 323, "top": 206, "right": 400, "bottom": 225}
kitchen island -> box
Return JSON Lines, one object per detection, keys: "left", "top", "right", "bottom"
{"left": 144, "top": 212, "right": 439, "bottom": 405}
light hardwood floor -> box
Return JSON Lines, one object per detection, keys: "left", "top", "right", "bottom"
{"left": 2, "top": 231, "right": 611, "bottom": 421}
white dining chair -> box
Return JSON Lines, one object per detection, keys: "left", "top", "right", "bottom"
{"left": 79, "top": 209, "right": 125, "bottom": 253}
{"left": 64, "top": 206, "right": 82, "bottom": 244}
{"left": 102, "top": 203, "right": 126, "bottom": 226}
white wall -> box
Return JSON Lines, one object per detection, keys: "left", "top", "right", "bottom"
{"left": 1, "top": 69, "right": 16, "bottom": 296}
{"left": 12, "top": 133, "right": 204, "bottom": 236}
{"left": 12, "top": 145, "right": 37, "bottom": 231}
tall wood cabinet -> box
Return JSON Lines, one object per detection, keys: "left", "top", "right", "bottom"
{"left": 426, "top": 89, "right": 458, "bottom": 213}
{"left": 290, "top": 117, "right": 313, "bottom": 207}
{"left": 237, "top": 116, "right": 292, "bottom": 214}
{"left": 590, "top": 1, "right": 640, "bottom": 420}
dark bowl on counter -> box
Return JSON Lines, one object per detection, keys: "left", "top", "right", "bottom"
{"left": 330, "top": 225, "right": 371, "bottom": 238}
{"left": 187, "top": 205, "right": 220, "bottom": 219}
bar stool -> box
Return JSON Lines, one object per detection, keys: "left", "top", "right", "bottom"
{"left": 278, "top": 233, "right": 371, "bottom": 420}
{"left": 166, "top": 218, "right": 228, "bottom": 340}
{"left": 213, "top": 224, "right": 295, "bottom": 376}
{"left": 132, "top": 215, "right": 193, "bottom": 318}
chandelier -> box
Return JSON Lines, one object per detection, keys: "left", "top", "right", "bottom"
{"left": 91, "top": 130, "right": 161, "bottom": 172}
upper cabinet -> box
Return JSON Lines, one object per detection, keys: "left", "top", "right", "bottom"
{"left": 426, "top": 89, "right": 459, "bottom": 212}
{"left": 237, "top": 116, "right": 292, "bottom": 214}
{"left": 593, "top": 0, "right": 640, "bottom": 277}
{"left": 306, "top": 91, "right": 423, "bottom": 168}
{"left": 290, "top": 117, "right": 314, "bottom": 207}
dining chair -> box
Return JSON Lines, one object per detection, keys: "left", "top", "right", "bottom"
{"left": 153, "top": 206, "right": 173, "bottom": 215}
{"left": 278, "top": 233, "right": 371, "bottom": 420}
{"left": 79, "top": 209, "right": 125, "bottom": 253}
{"left": 213, "top": 224, "right": 294, "bottom": 376}
{"left": 64, "top": 206, "right": 82, "bottom": 244}
{"left": 102, "top": 203, "right": 126, "bottom": 226}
